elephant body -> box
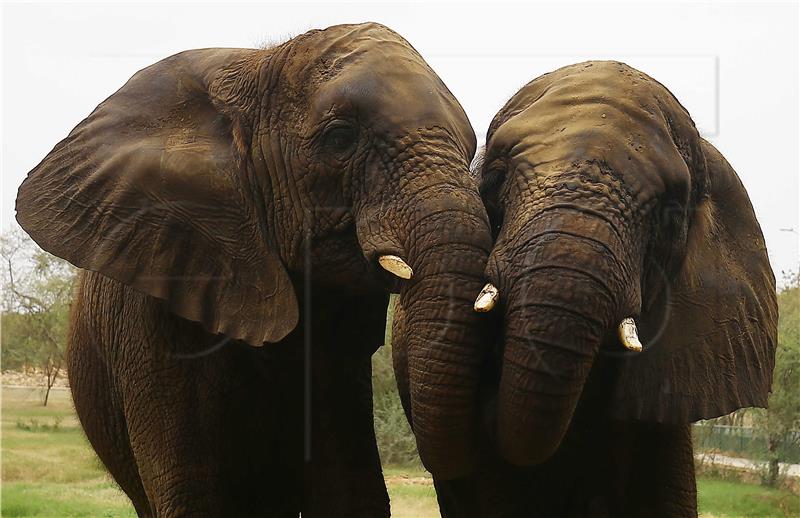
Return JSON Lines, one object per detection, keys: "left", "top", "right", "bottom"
{"left": 17, "top": 23, "right": 493, "bottom": 516}
{"left": 68, "top": 270, "right": 389, "bottom": 516}
{"left": 396, "top": 61, "right": 777, "bottom": 517}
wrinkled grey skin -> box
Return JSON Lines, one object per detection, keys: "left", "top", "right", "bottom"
{"left": 16, "top": 23, "right": 493, "bottom": 516}
{"left": 401, "top": 61, "right": 777, "bottom": 517}
{"left": 479, "top": 61, "right": 775, "bottom": 470}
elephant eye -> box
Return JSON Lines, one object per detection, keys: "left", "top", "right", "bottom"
{"left": 322, "top": 123, "right": 358, "bottom": 154}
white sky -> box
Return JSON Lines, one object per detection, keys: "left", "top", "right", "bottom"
{"left": 2, "top": 1, "right": 798, "bottom": 280}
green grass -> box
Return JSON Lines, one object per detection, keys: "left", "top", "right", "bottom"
{"left": 1, "top": 387, "right": 136, "bottom": 517}
{"left": 388, "top": 481, "right": 439, "bottom": 518}
{"left": 2, "top": 482, "right": 137, "bottom": 517}
{"left": 2, "top": 386, "right": 798, "bottom": 517}
{"left": 697, "top": 477, "right": 799, "bottom": 518}
{"left": 383, "top": 465, "right": 439, "bottom": 517}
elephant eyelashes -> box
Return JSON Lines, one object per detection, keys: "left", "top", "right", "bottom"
{"left": 322, "top": 123, "right": 358, "bottom": 155}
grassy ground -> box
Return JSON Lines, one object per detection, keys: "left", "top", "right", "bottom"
{"left": 1, "top": 387, "right": 135, "bottom": 517}
{"left": 697, "top": 478, "right": 799, "bottom": 518}
{"left": 1, "top": 386, "right": 438, "bottom": 517}
{"left": 384, "top": 467, "right": 440, "bottom": 518}
{"left": 2, "top": 386, "right": 798, "bottom": 517}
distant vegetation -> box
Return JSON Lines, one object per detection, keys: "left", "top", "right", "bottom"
{"left": 1, "top": 229, "right": 76, "bottom": 405}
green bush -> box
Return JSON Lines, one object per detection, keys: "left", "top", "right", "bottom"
{"left": 15, "top": 416, "right": 63, "bottom": 433}
{"left": 372, "top": 296, "right": 424, "bottom": 470}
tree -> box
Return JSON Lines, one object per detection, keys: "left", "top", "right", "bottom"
{"left": 755, "top": 269, "right": 800, "bottom": 486}
{"left": 1, "top": 228, "right": 76, "bottom": 405}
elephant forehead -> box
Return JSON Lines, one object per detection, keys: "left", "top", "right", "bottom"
{"left": 302, "top": 24, "right": 474, "bottom": 149}
{"left": 316, "top": 61, "right": 469, "bottom": 130}
{"left": 489, "top": 61, "right": 694, "bottom": 199}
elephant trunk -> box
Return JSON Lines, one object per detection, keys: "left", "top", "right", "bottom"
{"left": 492, "top": 208, "right": 639, "bottom": 465}
{"left": 394, "top": 185, "right": 493, "bottom": 479}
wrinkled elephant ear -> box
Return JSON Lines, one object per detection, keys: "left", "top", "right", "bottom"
{"left": 16, "top": 49, "right": 299, "bottom": 346}
{"left": 612, "top": 139, "right": 777, "bottom": 423}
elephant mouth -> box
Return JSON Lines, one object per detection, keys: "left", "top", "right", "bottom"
{"left": 297, "top": 224, "right": 391, "bottom": 292}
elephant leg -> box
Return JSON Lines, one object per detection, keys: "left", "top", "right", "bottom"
{"left": 432, "top": 452, "right": 538, "bottom": 518}
{"left": 620, "top": 423, "right": 697, "bottom": 517}
{"left": 566, "top": 418, "right": 698, "bottom": 517}
{"left": 555, "top": 419, "right": 697, "bottom": 517}
{"left": 67, "top": 302, "right": 151, "bottom": 516}
{"left": 304, "top": 346, "right": 390, "bottom": 517}
{"left": 70, "top": 272, "right": 296, "bottom": 516}
{"left": 119, "top": 337, "right": 303, "bottom": 517}
{"left": 431, "top": 420, "right": 697, "bottom": 518}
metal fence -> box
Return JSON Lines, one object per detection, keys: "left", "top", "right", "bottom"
{"left": 693, "top": 424, "right": 800, "bottom": 463}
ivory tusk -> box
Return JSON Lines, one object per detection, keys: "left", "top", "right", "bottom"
{"left": 474, "top": 283, "right": 499, "bottom": 312}
{"left": 618, "top": 317, "right": 643, "bottom": 352}
{"left": 378, "top": 255, "right": 413, "bottom": 280}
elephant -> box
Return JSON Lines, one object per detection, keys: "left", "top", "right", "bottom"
{"left": 394, "top": 61, "right": 778, "bottom": 517}
{"left": 15, "top": 22, "right": 494, "bottom": 517}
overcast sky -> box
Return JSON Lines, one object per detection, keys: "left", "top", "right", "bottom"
{"left": 2, "top": 1, "right": 798, "bottom": 280}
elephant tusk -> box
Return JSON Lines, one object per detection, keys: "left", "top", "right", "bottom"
{"left": 474, "top": 283, "right": 499, "bottom": 312}
{"left": 618, "top": 318, "right": 643, "bottom": 352}
{"left": 378, "top": 255, "right": 413, "bottom": 280}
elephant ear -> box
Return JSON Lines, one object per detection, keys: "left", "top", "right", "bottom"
{"left": 611, "top": 139, "right": 778, "bottom": 423}
{"left": 16, "top": 49, "right": 299, "bottom": 346}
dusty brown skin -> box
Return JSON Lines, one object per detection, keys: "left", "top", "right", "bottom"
{"left": 16, "top": 23, "right": 492, "bottom": 516}
{"left": 423, "top": 62, "right": 778, "bottom": 516}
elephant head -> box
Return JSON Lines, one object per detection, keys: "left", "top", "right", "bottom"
{"left": 16, "top": 23, "right": 493, "bottom": 473}
{"left": 475, "top": 61, "right": 777, "bottom": 465}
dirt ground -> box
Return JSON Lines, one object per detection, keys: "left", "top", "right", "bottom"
{"left": 1, "top": 370, "right": 69, "bottom": 389}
